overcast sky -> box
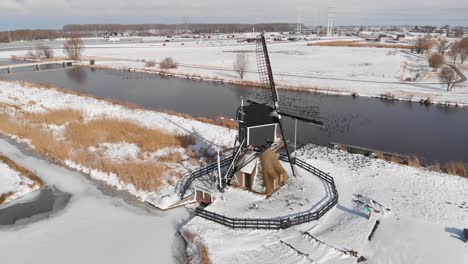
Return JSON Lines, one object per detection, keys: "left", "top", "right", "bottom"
{"left": 1, "top": 0, "right": 467, "bottom": 30}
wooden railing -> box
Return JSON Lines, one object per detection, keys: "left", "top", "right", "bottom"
{"left": 178, "top": 155, "right": 234, "bottom": 199}
{"left": 195, "top": 156, "right": 339, "bottom": 229}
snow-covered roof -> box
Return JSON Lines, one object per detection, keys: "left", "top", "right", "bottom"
{"left": 240, "top": 158, "right": 257, "bottom": 174}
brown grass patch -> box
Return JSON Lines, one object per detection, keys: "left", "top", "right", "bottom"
{"left": 308, "top": 40, "right": 412, "bottom": 49}
{"left": 0, "top": 113, "right": 71, "bottom": 161}
{"left": 407, "top": 156, "right": 421, "bottom": 168}
{"left": 182, "top": 230, "right": 213, "bottom": 264}
{"left": 445, "top": 162, "right": 467, "bottom": 178}
{"left": 70, "top": 150, "right": 167, "bottom": 191}
{"left": 432, "top": 162, "right": 442, "bottom": 173}
{"left": 64, "top": 118, "right": 195, "bottom": 152}
{"left": 0, "top": 102, "right": 22, "bottom": 110}
{"left": 0, "top": 154, "right": 43, "bottom": 187}
{"left": 159, "top": 152, "right": 183, "bottom": 163}
{"left": 24, "top": 108, "right": 83, "bottom": 125}
{"left": 0, "top": 154, "right": 43, "bottom": 204}
{"left": 0, "top": 192, "right": 14, "bottom": 205}
{"left": 0, "top": 107, "right": 197, "bottom": 192}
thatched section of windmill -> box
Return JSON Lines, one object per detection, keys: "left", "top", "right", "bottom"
{"left": 230, "top": 147, "right": 287, "bottom": 196}
{"left": 260, "top": 149, "right": 287, "bottom": 195}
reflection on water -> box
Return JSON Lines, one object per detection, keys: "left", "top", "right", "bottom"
{"left": 66, "top": 67, "right": 88, "bottom": 85}
{"left": 1, "top": 66, "right": 468, "bottom": 165}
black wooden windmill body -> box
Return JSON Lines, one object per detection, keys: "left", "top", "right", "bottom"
{"left": 218, "top": 33, "right": 323, "bottom": 195}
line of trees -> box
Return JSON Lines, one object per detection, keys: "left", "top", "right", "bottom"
{"left": 62, "top": 23, "right": 297, "bottom": 34}
{"left": 0, "top": 30, "right": 94, "bottom": 43}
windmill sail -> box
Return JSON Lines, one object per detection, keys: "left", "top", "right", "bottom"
{"left": 256, "top": 33, "right": 295, "bottom": 175}
{"left": 255, "top": 35, "right": 323, "bottom": 126}
{"left": 256, "top": 35, "right": 279, "bottom": 107}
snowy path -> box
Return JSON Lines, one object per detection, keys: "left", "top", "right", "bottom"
{"left": 0, "top": 137, "right": 188, "bottom": 264}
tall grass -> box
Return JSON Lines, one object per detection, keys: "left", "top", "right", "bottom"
{"left": 71, "top": 150, "right": 168, "bottom": 191}
{"left": 0, "top": 113, "right": 71, "bottom": 161}
{"left": 445, "top": 162, "right": 467, "bottom": 178}
{"left": 0, "top": 109, "right": 197, "bottom": 192}
{"left": 0, "top": 192, "right": 14, "bottom": 205}
{"left": 182, "top": 230, "right": 213, "bottom": 264}
{"left": 0, "top": 154, "right": 43, "bottom": 204}
{"left": 25, "top": 109, "right": 83, "bottom": 125}
{"left": 0, "top": 154, "right": 43, "bottom": 187}
{"left": 64, "top": 118, "right": 194, "bottom": 152}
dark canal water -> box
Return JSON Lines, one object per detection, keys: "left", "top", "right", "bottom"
{"left": 1, "top": 66, "right": 467, "bottom": 165}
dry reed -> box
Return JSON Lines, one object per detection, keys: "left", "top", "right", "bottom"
{"left": 64, "top": 118, "right": 195, "bottom": 152}
{"left": 0, "top": 192, "right": 14, "bottom": 205}
{"left": 0, "top": 155, "right": 43, "bottom": 187}
{"left": 407, "top": 156, "right": 421, "bottom": 168}
{"left": 25, "top": 108, "right": 83, "bottom": 125}
{"left": 308, "top": 40, "right": 412, "bottom": 49}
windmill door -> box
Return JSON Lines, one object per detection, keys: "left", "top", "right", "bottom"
{"left": 245, "top": 173, "right": 252, "bottom": 190}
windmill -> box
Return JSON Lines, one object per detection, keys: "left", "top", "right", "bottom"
{"left": 217, "top": 33, "right": 324, "bottom": 195}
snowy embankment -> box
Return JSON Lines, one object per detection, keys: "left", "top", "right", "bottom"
{"left": 0, "top": 80, "right": 236, "bottom": 207}
{"left": 182, "top": 145, "right": 468, "bottom": 264}
{"left": 0, "top": 157, "right": 41, "bottom": 204}
{"left": 3, "top": 38, "right": 466, "bottom": 106}
{"left": 0, "top": 137, "right": 188, "bottom": 264}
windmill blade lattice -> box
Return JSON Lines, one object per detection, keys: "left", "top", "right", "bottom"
{"left": 256, "top": 37, "right": 275, "bottom": 105}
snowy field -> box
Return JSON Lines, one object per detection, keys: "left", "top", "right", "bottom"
{"left": 182, "top": 144, "right": 468, "bottom": 264}
{"left": 2, "top": 37, "right": 466, "bottom": 106}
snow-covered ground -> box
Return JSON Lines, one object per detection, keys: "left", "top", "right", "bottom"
{"left": 1, "top": 39, "right": 468, "bottom": 263}
{"left": 0, "top": 80, "right": 236, "bottom": 207}
{"left": 182, "top": 144, "right": 468, "bottom": 264}
{"left": 204, "top": 164, "right": 329, "bottom": 219}
{"left": 0, "top": 159, "right": 39, "bottom": 204}
{"left": 0, "top": 137, "right": 188, "bottom": 264}
{"left": 2, "top": 37, "right": 466, "bottom": 106}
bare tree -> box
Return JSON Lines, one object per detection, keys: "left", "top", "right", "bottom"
{"left": 439, "top": 66, "right": 457, "bottom": 91}
{"left": 448, "top": 42, "right": 460, "bottom": 64}
{"left": 159, "top": 57, "right": 177, "bottom": 69}
{"left": 437, "top": 39, "right": 448, "bottom": 55}
{"left": 458, "top": 37, "right": 468, "bottom": 64}
{"left": 428, "top": 53, "right": 444, "bottom": 72}
{"left": 414, "top": 35, "right": 433, "bottom": 54}
{"left": 63, "top": 34, "right": 84, "bottom": 60}
{"left": 35, "top": 45, "right": 54, "bottom": 59}
{"left": 233, "top": 53, "right": 248, "bottom": 79}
